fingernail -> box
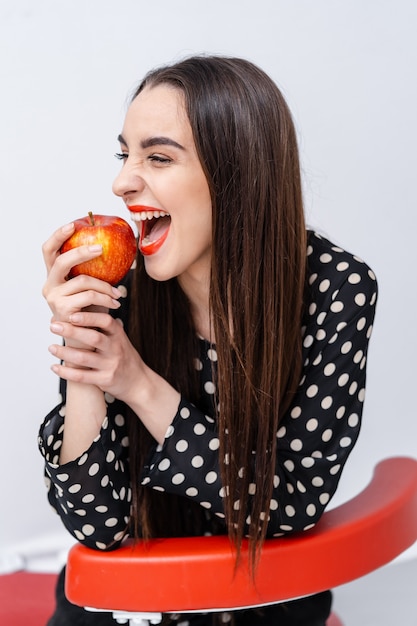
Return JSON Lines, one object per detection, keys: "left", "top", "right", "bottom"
{"left": 88, "top": 244, "right": 102, "bottom": 253}
{"left": 48, "top": 345, "right": 58, "bottom": 355}
{"left": 112, "top": 299, "right": 121, "bottom": 307}
{"left": 112, "top": 287, "right": 122, "bottom": 297}
{"left": 69, "top": 313, "right": 82, "bottom": 323}
{"left": 50, "top": 322, "right": 63, "bottom": 333}
{"left": 62, "top": 223, "right": 74, "bottom": 233}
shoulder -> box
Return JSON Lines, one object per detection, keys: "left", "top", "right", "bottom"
{"left": 306, "top": 230, "right": 378, "bottom": 306}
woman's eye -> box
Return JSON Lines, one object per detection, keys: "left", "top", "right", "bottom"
{"left": 114, "top": 152, "right": 128, "bottom": 161}
{"left": 148, "top": 154, "right": 172, "bottom": 164}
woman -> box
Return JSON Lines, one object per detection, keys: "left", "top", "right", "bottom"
{"left": 40, "top": 55, "right": 378, "bottom": 625}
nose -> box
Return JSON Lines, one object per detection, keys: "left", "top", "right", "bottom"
{"left": 112, "top": 163, "right": 146, "bottom": 200}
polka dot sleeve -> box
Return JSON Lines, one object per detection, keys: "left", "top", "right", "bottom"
{"left": 38, "top": 396, "right": 131, "bottom": 550}
{"left": 140, "top": 232, "right": 378, "bottom": 536}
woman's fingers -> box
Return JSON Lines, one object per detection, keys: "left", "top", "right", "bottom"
{"left": 42, "top": 223, "right": 75, "bottom": 273}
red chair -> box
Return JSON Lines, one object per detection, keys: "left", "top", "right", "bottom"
{"left": 66, "top": 457, "right": 417, "bottom": 625}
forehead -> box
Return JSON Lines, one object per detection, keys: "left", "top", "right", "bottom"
{"left": 123, "top": 84, "right": 190, "bottom": 141}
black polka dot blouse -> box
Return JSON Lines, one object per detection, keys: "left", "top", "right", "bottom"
{"left": 38, "top": 231, "right": 378, "bottom": 550}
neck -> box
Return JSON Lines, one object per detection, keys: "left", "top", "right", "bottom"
{"left": 177, "top": 270, "right": 213, "bottom": 342}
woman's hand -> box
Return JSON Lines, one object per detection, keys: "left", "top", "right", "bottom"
{"left": 48, "top": 309, "right": 142, "bottom": 403}
{"left": 42, "top": 223, "right": 122, "bottom": 324}
{"left": 49, "top": 310, "right": 181, "bottom": 444}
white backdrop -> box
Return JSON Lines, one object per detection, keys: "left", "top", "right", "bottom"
{"left": 1, "top": 0, "right": 416, "bottom": 567}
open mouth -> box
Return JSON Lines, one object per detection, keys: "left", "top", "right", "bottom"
{"left": 129, "top": 206, "right": 171, "bottom": 256}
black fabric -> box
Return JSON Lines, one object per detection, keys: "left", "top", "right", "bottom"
{"left": 47, "top": 566, "right": 332, "bottom": 626}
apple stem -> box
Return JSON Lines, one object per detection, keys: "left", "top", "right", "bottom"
{"left": 88, "top": 211, "right": 95, "bottom": 226}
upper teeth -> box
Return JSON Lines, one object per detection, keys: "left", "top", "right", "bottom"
{"left": 130, "top": 210, "right": 170, "bottom": 221}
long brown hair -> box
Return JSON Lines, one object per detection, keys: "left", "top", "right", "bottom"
{"left": 126, "top": 56, "right": 307, "bottom": 567}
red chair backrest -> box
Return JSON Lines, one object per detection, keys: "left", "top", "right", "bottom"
{"left": 66, "top": 457, "right": 417, "bottom": 613}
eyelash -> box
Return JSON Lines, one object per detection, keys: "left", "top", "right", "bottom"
{"left": 114, "top": 153, "right": 172, "bottom": 164}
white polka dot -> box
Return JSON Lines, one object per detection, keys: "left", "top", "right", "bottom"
{"left": 104, "top": 518, "right": 118, "bottom": 527}
{"left": 186, "top": 487, "right": 198, "bottom": 496}
{"left": 165, "top": 425, "right": 175, "bottom": 438}
{"left": 191, "top": 456, "right": 203, "bottom": 469}
{"left": 312, "top": 353, "right": 323, "bottom": 366}
{"left": 303, "top": 334, "right": 314, "bottom": 347}
{"left": 338, "top": 373, "right": 349, "bottom": 386}
{"left": 194, "top": 423, "right": 206, "bottom": 435}
{"left": 348, "top": 413, "right": 360, "bottom": 427}
{"left": 340, "top": 436, "right": 352, "bottom": 448}
{"left": 330, "top": 301, "right": 344, "bottom": 313}
{"left": 270, "top": 499, "right": 279, "bottom": 510}
{"left": 82, "top": 524, "right": 95, "bottom": 536}
{"left": 277, "top": 426, "right": 286, "bottom": 438}
{"left": 316, "top": 329, "right": 326, "bottom": 341}
{"left": 88, "top": 463, "right": 100, "bottom": 477}
{"left": 248, "top": 483, "right": 257, "bottom": 495}
{"left": 68, "top": 483, "right": 82, "bottom": 494}
{"left": 95, "top": 505, "right": 108, "bottom": 513}
{"left": 321, "top": 396, "right": 333, "bottom": 409}
{"left": 74, "top": 530, "right": 85, "bottom": 541}
{"left": 312, "top": 476, "right": 324, "bottom": 487}
{"left": 106, "top": 450, "right": 115, "bottom": 463}
{"left": 320, "top": 253, "right": 332, "bottom": 263}
{"left": 57, "top": 473, "right": 69, "bottom": 482}
{"left": 301, "top": 457, "right": 315, "bottom": 468}
{"left": 348, "top": 273, "right": 361, "bottom": 284}
{"left": 306, "top": 418, "right": 319, "bottom": 432}
{"left": 78, "top": 453, "right": 88, "bottom": 466}
{"left": 306, "top": 504, "right": 316, "bottom": 517}
{"left": 290, "top": 439, "right": 303, "bottom": 452}
{"left": 101, "top": 475, "right": 109, "bottom": 487}
{"left": 306, "top": 384, "right": 319, "bottom": 398}
{"left": 204, "top": 381, "right": 216, "bottom": 394}
{"left": 349, "top": 381, "right": 358, "bottom": 395}
{"left": 309, "top": 302, "right": 317, "bottom": 315}
{"left": 322, "top": 429, "right": 333, "bottom": 442}
{"left": 200, "top": 502, "right": 212, "bottom": 509}
{"left": 341, "top": 341, "right": 352, "bottom": 354}
{"left": 324, "top": 363, "right": 336, "bottom": 376}
{"left": 336, "top": 406, "right": 346, "bottom": 419}
{"left": 74, "top": 509, "right": 86, "bottom": 516}
{"left": 336, "top": 261, "right": 349, "bottom": 271}
{"left": 316, "top": 311, "right": 327, "bottom": 325}
{"left": 279, "top": 525, "right": 293, "bottom": 532}
{"left": 353, "top": 350, "right": 363, "bottom": 363}
{"left": 207, "top": 348, "right": 218, "bottom": 362}
{"left": 158, "top": 458, "right": 171, "bottom": 471}
{"left": 180, "top": 407, "right": 191, "bottom": 418}
{"left": 175, "top": 439, "right": 189, "bottom": 452}
{"left": 284, "top": 460, "right": 295, "bottom": 472}
{"left": 205, "top": 471, "right": 218, "bottom": 484}
{"left": 285, "top": 505, "right": 296, "bottom": 517}
{"left": 115, "top": 414, "right": 125, "bottom": 427}
{"left": 291, "top": 406, "right": 302, "bottom": 418}
{"left": 194, "top": 358, "right": 203, "bottom": 371}
{"left": 319, "top": 279, "right": 331, "bottom": 292}
{"left": 209, "top": 438, "right": 220, "bottom": 450}
{"left": 297, "top": 481, "right": 306, "bottom": 493}
{"left": 320, "top": 493, "right": 330, "bottom": 505}
{"left": 172, "top": 473, "right": 185, "bottom": 485}
{"left": 358, "top": 388, "right": 366, "bottom": 402}
{"left": 330, "top": 464, "right": 341, "bottom": 475}
{"left": 82, "top": 494, "right": 95, "bottom": 503}
{"left": 355, "top": 293, "right": 366, "bottom": 306}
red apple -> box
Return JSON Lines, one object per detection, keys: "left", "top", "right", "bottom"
{"left": 61, "top": 212, "right": 137, "bottom": 285}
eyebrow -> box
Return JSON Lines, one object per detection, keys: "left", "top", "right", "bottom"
{"left": 117, "top": 134, "right": 185, "bottom": 151}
